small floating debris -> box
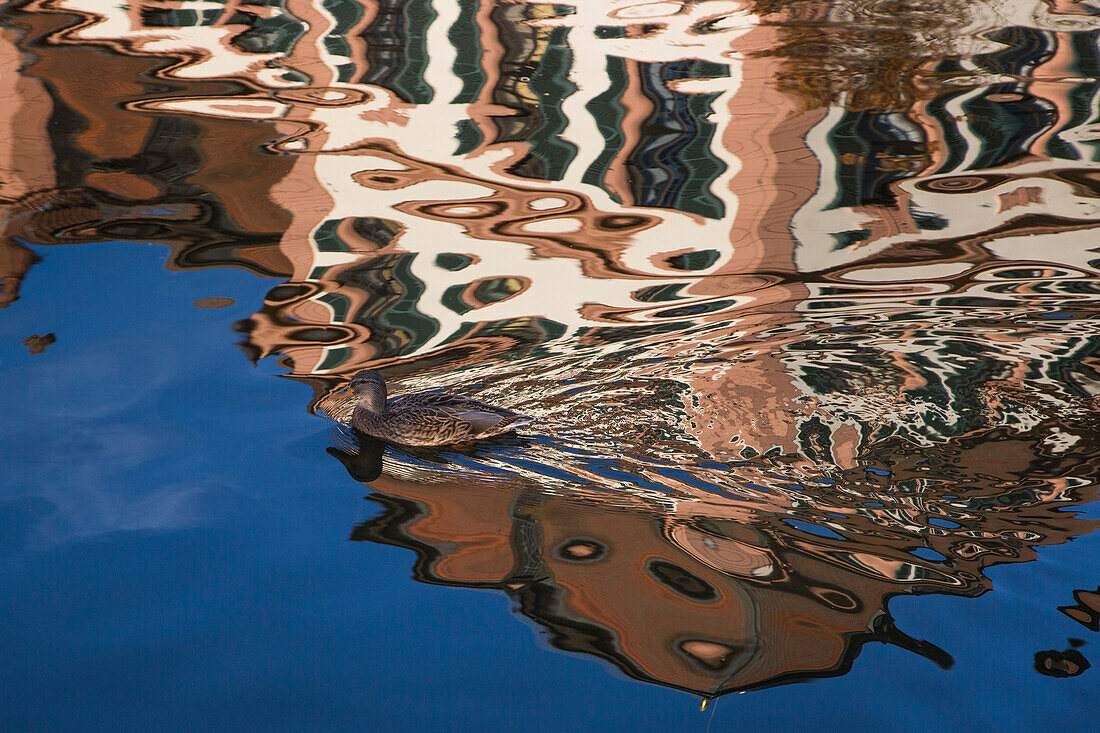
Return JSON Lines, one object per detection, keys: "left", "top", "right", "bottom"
{"left": 22, "top": 333, "right": 55, "bottom": 355}
{"left": 191, "top": 297, "right": 236, "bottom": 309}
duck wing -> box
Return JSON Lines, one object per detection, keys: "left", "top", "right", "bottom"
{"left": 389, "top": 392, "right": 519, "bottom": 416}
{"left": 384, "top": 392, "right": 529, "bottom": 443}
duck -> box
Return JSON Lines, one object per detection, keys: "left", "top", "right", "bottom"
{"left": 347, "top": 369, "right": 534, "bottom": 446}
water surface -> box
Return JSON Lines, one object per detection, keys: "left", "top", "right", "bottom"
{"left": 1, "top": 0, "right": 1099, "bottom": 729}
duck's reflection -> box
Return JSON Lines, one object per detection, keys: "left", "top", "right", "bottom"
{"left": 326, "top": 431, "right": 387, "bottom": 484}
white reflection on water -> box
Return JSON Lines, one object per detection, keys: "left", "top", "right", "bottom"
{"left": 3, "top": 0, "right": 1097, "bottom": 472}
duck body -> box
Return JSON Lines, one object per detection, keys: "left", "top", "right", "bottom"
{"left": 348, "top": 370, "right": 534, "bottom": 446}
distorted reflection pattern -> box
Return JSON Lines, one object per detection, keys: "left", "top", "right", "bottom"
{"left": 2, "top": 0, "right": 1099, "bottom": 698}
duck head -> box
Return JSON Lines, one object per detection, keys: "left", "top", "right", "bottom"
{"left": 349, "top": 369, "right": 387, "bottom": 412}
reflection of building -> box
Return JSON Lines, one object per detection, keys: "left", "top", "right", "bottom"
{"left": 1060, "top": 586, "right": 1100, "bottom": 632}
{"left": 5, "top": 1, "right": 784, "bottom": 363}
{"left": 794, "top": 21, "right": 1100, "bottom": 272}
{"left": 352, "top": 474, "right": 939, "bottom": 696}
{"left": 342, "top": 425, "right": 1098, "bottom": 695}
{"left": 0, "top": 4, "right": 297, "bottom": 281}
{"left": 0, "top": 29, "right": 51, "bottom": 308}
{"left": 1034, "top": 648, "right": 1090, "bottom": 678}
{"left": 777, "top": 18, "right": 1100, "bottom": 453}
{"left": 5, "top": 1, "right": 1100, "bottom": 454}
{"left": 4, "top": 0, "right": 1099, "bottom": 457}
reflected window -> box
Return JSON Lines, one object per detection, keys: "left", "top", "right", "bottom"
{"left": 677, "top": 639, "right": 740, "bottom": 672}
{"left": 555, "top": 539, "right": 607, "bottom": 562}
{"left": 807, "top": 585, "right": 861, "bottom": 612}
{"left": 646, "top": 559, "right": 718, "bottom": 602}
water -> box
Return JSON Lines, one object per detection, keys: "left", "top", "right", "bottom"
{"left": 1, "top": 0, "right": 1099, "bottom": 729}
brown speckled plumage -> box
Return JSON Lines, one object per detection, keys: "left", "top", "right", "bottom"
{"left": 348, "top": 370, "right": 534, "bottom": 446}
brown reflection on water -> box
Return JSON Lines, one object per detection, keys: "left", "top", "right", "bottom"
{"left": 4, "top": 0, "right": 1100, "bottom": 698}
{"left": 337, "top": 425, "right": 1097, "bottom": 694}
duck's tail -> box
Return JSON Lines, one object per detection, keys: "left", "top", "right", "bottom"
{"left": 499, "top": 414, "right": 535, "bottom": 432}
